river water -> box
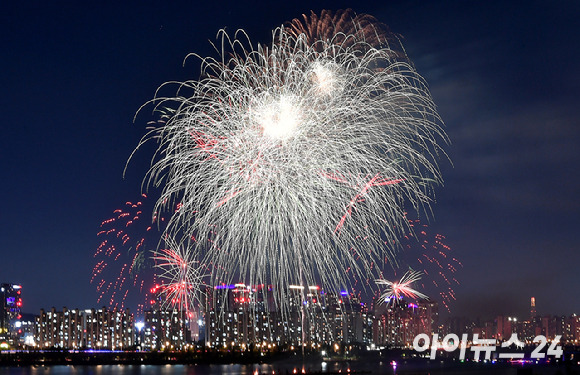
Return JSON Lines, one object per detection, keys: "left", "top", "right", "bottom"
{"left": 0, "top": 361, "right": 571, "bottom": 375}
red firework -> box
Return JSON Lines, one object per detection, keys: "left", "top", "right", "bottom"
{"left": 395, "top": 217, "right": 462, "bottom": 312}
{"left": 92, "top": 194, "right": 166, "bottom": 314}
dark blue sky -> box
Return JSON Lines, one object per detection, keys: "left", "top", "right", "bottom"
{"left": 1, "top": 1, "right": 579, "bottom": 319}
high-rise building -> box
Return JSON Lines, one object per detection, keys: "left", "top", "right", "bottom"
{"left": 495, "top": 316, "right": 517, "bottom": 341}
{"left": 530, "top": 297, "right": 537, "bottom": 320}
{"left": 0, "top": 283, "right": 23, "bottom": 346}
{"left": 317, "top": 291, "right": 372, "bottom": 345}
{"left": 373, "top": 298, "right": 437, "bottom": 348}
{"left": 141, "top": 309, "right": 191, "bottom": 350}
{"left": 205, "top": 283, "right": 279, "bottom": 348}
{"left": 203, "top": 283, "right": 374, "bottom": 348}
{"left": 139, "top": 284, "right": 193, "bottom": 350}
{"left": 14, "top": 313, "right": 37, "bottom": 348}
{"left": 36, "top": 306, "right": 134, "bottom": 349}
{"left": 570, "top": 314, "right": 580, "bottom": 344}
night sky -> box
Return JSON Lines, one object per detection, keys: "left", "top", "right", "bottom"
{"left": 1, "top": 1, "right": 579, "bottom": 320}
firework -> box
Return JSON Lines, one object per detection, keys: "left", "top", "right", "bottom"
{"left": 398, "top": 218, "right": 462, "bottom": 311}
{"left": 352, "top": 216, "right": 461, "bottom": 311}
{"left": 287, "top": 10, "right": 404, "bottom": 55}
{"left": 151, "top": 238, "right": 207, "bottom": 313}
{"left": 134, "top": 9, "right": 448, "bottom": 308}
{"left": 92, "top": 194, "right": 165, "bottom": 313}
{"left": 377, "top": 269, "right": 428, "bottom": 303}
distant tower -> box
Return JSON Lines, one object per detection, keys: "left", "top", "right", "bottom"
{"left": 530, "top": 297, "right": 536, "bottom": 320}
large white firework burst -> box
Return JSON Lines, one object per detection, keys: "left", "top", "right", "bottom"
{"left": 134, "top": 10, "right": 448, "bottom": 308}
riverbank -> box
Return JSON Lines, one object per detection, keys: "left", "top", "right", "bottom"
{"left": 0, "top": 350, "right": 291, "bottom": 366}
{"left": 1, "top": 350, "right": 579, "bottom": 375}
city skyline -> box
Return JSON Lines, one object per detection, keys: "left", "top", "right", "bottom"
{"left": 3, "top": 278, "right": 575, "bottom": 326}
{"left": 1, "top": 1, "right": 579, "bottom": 320}
{"left": 5, "top": 282, "right": 580, "bottom": 351}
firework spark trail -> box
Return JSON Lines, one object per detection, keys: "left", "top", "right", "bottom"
{"left": 399, "top": 218, "right": 462, "bottom": 311}
{"left": 370, "top": 217, "right": 462, "bottom": 311}
{"left": 133, "top": 9, "right": 448, "bottom": 309}
{"left": 92, "top": 194, "right": 165, "bottom": 314}
{"left": 377, "top": 269, "right": 428, "bottom": 303}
